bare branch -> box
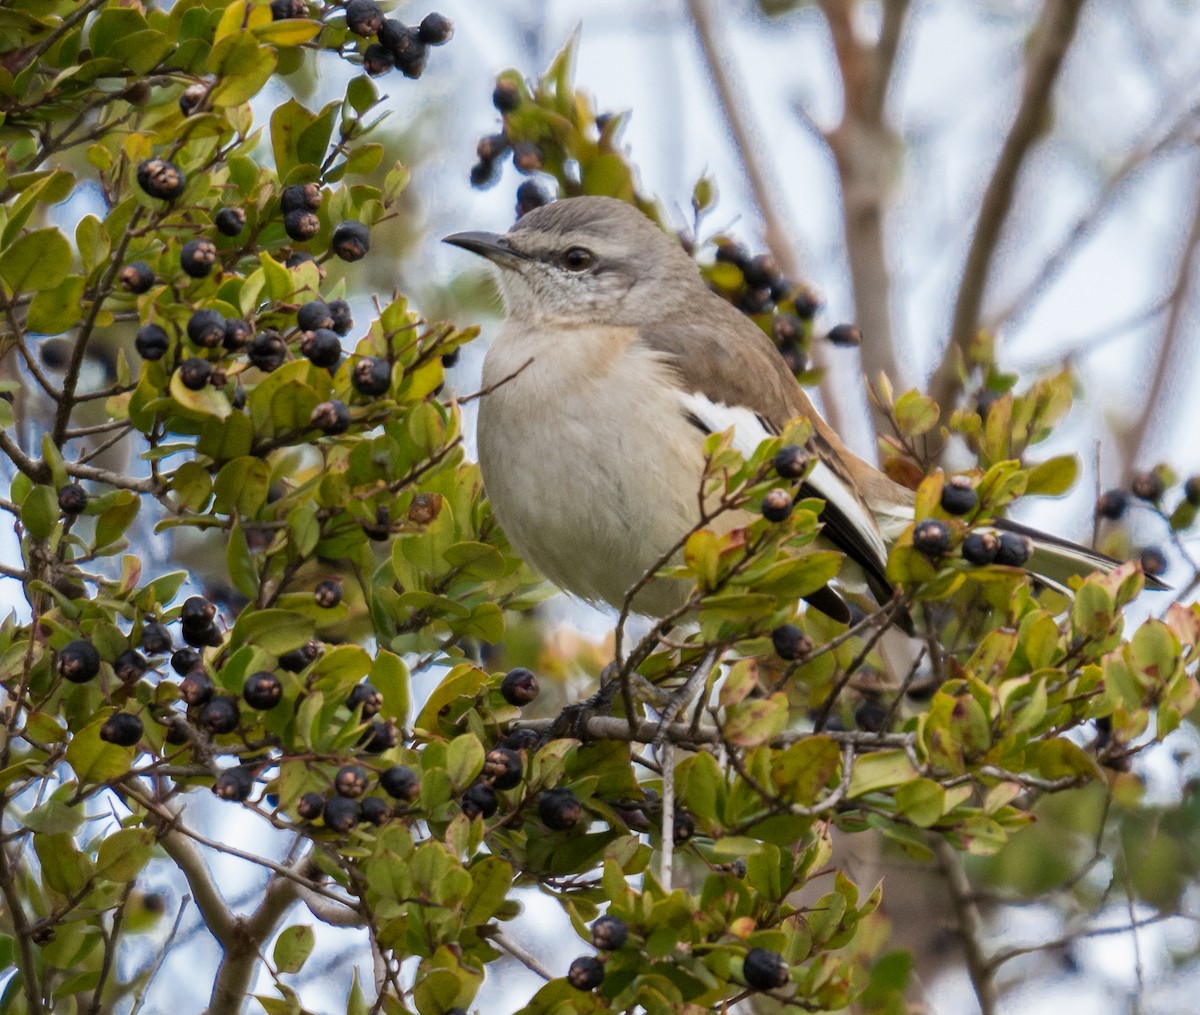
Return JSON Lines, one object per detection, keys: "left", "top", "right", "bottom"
{"left": 933, "top": 836, "right": 998, "bottom": 1015}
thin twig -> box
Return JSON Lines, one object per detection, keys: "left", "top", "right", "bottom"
{"left": 660, "top": 741, "right": 677, "bottom": 891}
{"left": 933, "top": 836, "right": 998, "bottom": 1015}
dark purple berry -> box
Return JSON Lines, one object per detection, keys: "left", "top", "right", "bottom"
{"left": 352, "top": 356, "right": 391, "bottom": 397}
{"left": 137, "top": 158, "right": 185, "bottom": 200}
{"left": 313, "top": 578, "right": 343, "bottom": 608}
{"left": 511, "top": 141, "right": 542, "bottom": 175}
{"left": 135, "top": 322, "right": 170, "bottom": 360}
{"left": 538, "top": 787, "right": 581, "bottom": 831}
{"left": 773, "top": 445, "right": 808, "bottom": 480}
{"left": 214, "top": 207, "right": 245, "bottom": 237}
{"left": 1131, "top": 471, "right": 1165, "bottom": 502}
{"left": 417, "top": 12, "right": 453, "bottom": 44}
{"left": 743, "top": 947, "right": 788, "bottom": 991}
{"left": 213, "top": 766, "right": 254, "bottom": 801}
{"left": 771, "top": 624, "right": 811, "bottom": 661}
{"left": 331, "top": 221, "right": 370, "bottom": 261}
{"left": 248, "top": 331, "right": 287, "bottom": 372}
{"left": 199, "top": 695, "right": 240, "bottom": 735}
{"left": 771, "top": 313, "right": 802, "bottom": 346}
{"left": 1140, "top": 546, "right": 1168, "bottom": 578}
{"left": 328, "top": 299, "right": 353, "bottom": 335}
{"left": 310, "top": 399, "right": 350, "bottom": 435}
{"left": 181, "top": 619, "right": 222, "bottom": 648}
{"left": 476, "top": 133, "right": 510, "bottom": 162}
{"left": 179, "top": 669, "right": 214, "bottom": 706}
{"left": 119, "top": 261, "right": 155, "bottom": 294}
{"left": 761, "top": 489, "right": 793, "bottom": 523}
{"left": 591, "top": 914, "right": 627, "bottom": 951}
{"left": 284, "top": 209, "right": 320, "bottom": 242}
{"left": 940, "top": 477, "right": 978, "bottom": 516}
{"left": 270, "top": 0, "right": 307, "bottom": 19}
{"left": 792, "top": 286, "right": 822, "bottom": 319}
{"left": 672, "top": 810, "right": 695, "bottom": 845}
{"left": 161, "top": 715, "right": 189, "bottom": 745}
{"left": 58, "top": 483, "right": 88, "bottom": 516}
{"left": 359, "top": 720, "right": 398, "bottom": 753}
{"left": 344, "top": 0, "right": 383, "bottom": 36}
{"left": 1186, "top": 477, "right": 1200, "bottom": 507}
{"left": 243, "top": 671, "right": 283, "bottom": 710}
{"left": 362, "top": 43, "right": 393, "bottom": 76}
{"left": 187, "top": 309, "right": 226, "bottom": 348}
{"left": 1095, "top": 489, "right": 1128, "bottom": 520}
{"left": 113, "top": 649, "right": 148, "bottom": 683}
{"left": 994, "top": 531, "right": 1032, "bottom": 567}
{"left": 359, "top": 796, "right": 390, "bottom": 825}
{"left": 500, "top": 728, "right": 540, "bottom": 752}
{"left": 393, "top": 37, "right": 427, "bottom": 78}
{"left": 567, "top": 956, "right": 604, "bottom": 991}
{"left": 469, "top": 159, "right": 498, "bottom": 189}
{"left": 323, "top": 794, "right": 360, "bottom": 832}
{"left": 296, "top": 300, "right": 333, "bottom": 332}
{"left": 742, "top": 253, "right": 779, "bottom": 290}
{"left": 825, "top": 323, "right": 861, "bottom": 347}
{"left": 140, "top": 622, "right": 172, "bottom": 655}
{"left": 500, "top": 668, "right": 539, "bottom": 706}
{"left": 492, "top": 78, "right": 520, "bottom": 112}
{"left": 59, "top": 640, "right": 101, "bottom": 683}
{"left": 334, "top": 764, "right": 369, "bottom": 798}
{"left": 179, "top": 358, "right": 213, "bottom": 390}
{"left": 515, "top": 179, "right": 550, "bottom": 218}
{"left": 281, "top": 183, "right": 322, "bottom": 214}
{"left": 855, "top": 698, "right": 888, "bottom": 732}
{"left": 483, "top": 747, "right": 522, "bottom": 791}
{"left": 100, "top": 713, "right": 144, "bottom": 747}
{"left": 223, "top": 318, "right": 252, "bottom": 351}
{"left": 461, "top": 782, "right": 497, "bottom": 820}
{"left": 913, "top": 519, "right": 951, "bottom": 558}
{"left": 961, "top": 531, "right": 999, "bottom": 566}
{"left": 715, "top": 240, "right": 750, "bottom": 268}
{"left": 171, "top": 647, "right": 202, "bottom": 676}
{"left": 297, "top": 792, "right": 324, "bottom": 820}
{"left": 300, "top": 328, "right": 342, "bottom": 368}
{"left": 180, "top": 239, "right": 218, "bottom": 279}
{"left": 279, "top": 640, "right": 321, "bottom": 673}
{"left": 380, "top": 764, "right": 420, "bottom": 802}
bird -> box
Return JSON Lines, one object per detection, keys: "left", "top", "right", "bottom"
{"left": 444, "top": 195, "right": 1161, "bottom": 626}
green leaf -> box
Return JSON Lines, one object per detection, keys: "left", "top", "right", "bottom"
{"left": 1025, "top": 454, "right": 1079, "bottom": 496}
{"left": 847, "top": 750, "right": 918, "bottom": 798}
{"left": 66, "top": 716, "right": 136, "bottom": 783}
{"left": 0, "top": 228, "right": 72, "bottom": 292}
{"left": 96, "top": 828, "right": 154, "bottom": 882}
{"left": 271, "top": 97, "right": 318, "bottom": 180}
{"left": 20, "top": 484, "right": 58, "bottom": 539}
{"left": 229, "top": 609, "right": 314, "bottom": 655}
{"left": 346, "top": 75, "right": 378, "bottom": 116}
{"left": 213, "top": 456, "right": 271, "bottom": 516}
{"left": 894, "top": 778, "right": 946, "bottom": 828}
{"left": 273, "top": 924, "right": 315, "bottom": 974}
{"left": 445, "top": 733, "right": 484, "bottom": 789}
{"left": 893, "top": 389, "right": 940, "bottom": 437}
{"left": 27, "top": 275, "right": 85, "bottom": 334}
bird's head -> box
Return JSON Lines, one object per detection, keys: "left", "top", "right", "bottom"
{"left": 444, "top": 195, "right": 703, "bottom": 326}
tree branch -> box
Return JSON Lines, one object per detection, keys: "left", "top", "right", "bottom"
{"left": 933, "top": 836, "right": 998, "bottom": 1015}
{"left": 929, "top": 0, "right": 1089, "bottom": 414}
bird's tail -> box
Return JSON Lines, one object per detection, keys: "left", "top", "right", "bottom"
{"left": 991, "top": 517, "right": 1170, "bottom": 592}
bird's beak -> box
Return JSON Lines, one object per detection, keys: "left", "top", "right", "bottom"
{"left": 443, "top": 230, "right": 526, "bottom": 266}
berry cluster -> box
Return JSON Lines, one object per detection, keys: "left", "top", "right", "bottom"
{"left": 343, "top": 1, "right": 452, "bottom": 80}
{"left": 1092, "top": 466, "right": 1200, "bottom": 580}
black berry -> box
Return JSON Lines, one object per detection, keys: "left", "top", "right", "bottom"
{"left": 223, "top": 318, "right": 252, "bottom": 351}
{"left": 500, "top": 668, "right": 539, "bottom": 706}
{"left": 483, "top": 747, "right": 522, "bottom": 791}
{"left": 393, "top": 37, "right": 427, "bottom": 78}
{"left": 461, "top": 782, "right": 497, "bottom": 820}
{"left": 567, "top": 956, "right": 604, "bottom": 991}
{"left": 855, "top": 698, "right": 888, "bottom": 732}
{"left": 1140, "top": 546, "right": 1168, "bottom": 578}
{"left": 771, "top": 313, "right": 802, "bottom": 346}
{"left": 214, "top": 207, "right": 245, "bottom": 237}
{"left": 1131, "top": 471, "right": 1165, "bottom": 502}
{"left": 100, "top": 713, "right": 144, "bottom": 747}
{"left": 181, "top": 618, "right": 222, "bottom": 648}
{"left": 501, "top": 727, "right": 540, "bottom": 752}
{"left": 359, "top": 720, "right": 398, "bottom": 753}
{"left": 328, "top": 299, "right": 353, "bottom": 335}
{"left": 310, "top": 399, "right": 350, "bottom": 435}
{"left": 296, "top": 300, "right": 333, "bottom": 332}
{"left": 492, "top": 78, "right": 520, "bottom": 112}
{"left": 352, "top": 356, "right": 391, "bottom": 397}
{"left": 180, "top": 239, "right": 218, "bottom": 279}
{"left": 179, "top": 358, "right": 213, "bottom": 391}
{"left": 344, "top": 0, "right": 383, "bottom": 36}
{"left": 248, "top": 332, "right": 288, "bottom": 372}
{"left": 135, "top": 323, "right": 170, "bottom": 360}
{"left": 140, "top": 622, "right": 172, "bottom": 655}
{"left": 119, "top": 261, "right": 155, "bottom": 294}
{"left": 180, "top": 669, "right": 215, "bottom": 707}
{"left": 511, "top": 141, "right": 542, "bottom": 175}
{"left": 961, "top": 531, "right": 999, "bottom": 566}
{"left": 940, "top": 477, "right": 978, "bottom": 516}
{"left": 334, "top": 764, "right": 369, "bottom": 798}
{"left": 213, "top": 766, "right": 254, "bottom": 801}
{"left": 761, "top": 488, "right": 793, "bottom": 523}
{"left": 279, "top": 640, "right": 321, "bottom": 672}
{"left": 417, "top": 12, "right": 453, "bottom": 44}
{"left": 323, "top": 794, "right": 360, "bottom": 832}
{"left": 359, "top": 796, "right": 390, "bottom": 825}
{"left": 362, "top": 44, "right": 394, "bottom": 76}
{"left": 59, "top": 640, "right": 101, "bottom": 683}
{"left": 380, "top": 764, "right": 420, "bottom": 802}
{"left": 1095, "top": 489, "right": 1127, "bottom": 520}
{"left": 476, "top": 132, "right": 510, "bottom": 162}
{"left": 715, "top": 240, "right": 750, "bottom": 268}
{"left": 297, "top": 792, "right": 324, "bottom": 820}
{"left": 300, "top": 328, "right": 342, "bottom": 369}
{"left": 199, "top": 695, "right": 241, "bottom": 735}
{"left": 113, "top": 649, "right": 148, "bottom": 684}
{"left": 773, "top": 445, "right": 808, "bottom": 480}
{"left": 171, "top": 647, "right": 203, "bottom": 676}
{"left": 742, "top": 253, "right": 779, "bottom": 290}
{"left": 591, "top": 914, "right": 628, "bottom": 951}
{"left": 912, "top": 519, "right": 951, "bottom": 558}
{"left": 243, "top": 671, "right": 283, "bottom": 710}
{"left": 515, "top": 179, "right": 550, "bottom": 218}
{"left": 281, "top": 183, "right": 322, "bottom": 214}
{"left": 137, "top": 158, "right": 185, "bottom": 200}
{"left": 331, "top": 221, "right": 370, "bottom": 261}
{"left": 1186, "top": 477, "right": 1200, "bottom": 507}
{"left": 161, "top": 715, "right": 189, "bottom": 745}
{"left": 187, "top": 309, "right": 226, "bottom": 348}
{"left": 538, "top": 787, "right": 582, "bottom": 831}
{"left": 179, "top": 82, "right": 207, "bottom": 116}
{"left": 994, "top": 531, "right": 1032, "bottom": 567}
{"left": 347, "top": 682, "right": 383, "bottom": 718}
{"left": 743, "top": 947, "right": 788, "bottom": 991}
{"left": 825, "top": 323, "right": 861, "bottom": 347}
{"left": 672, "top": 811, "right": 695, "bottom": 845}
{"left": 771, "top": 624, "right": 812, "bottom": 661}
{"left": 57, "top": 483, "right": 88, "bottom": 516}
{"left": 284, "top": 209, "right": 320, "bottom": 242}
{"left": 270, "top": 0, "right": 306, "bottom": 19}
{"left": 792, "top": 286, "right": 821, "bottom": 319}
{"left": 314, "top": 578, "right": 343, "bottom": 608}
{"left": 469, "top": 159, "right": 498, "bottom": 189}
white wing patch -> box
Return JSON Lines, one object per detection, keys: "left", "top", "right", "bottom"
{"left": 678, "top": 391, "right": 772, "bottom": 458}
{"left": 807, "top": 459, "right": 889, "bottom": 572}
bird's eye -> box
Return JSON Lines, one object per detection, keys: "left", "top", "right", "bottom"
{"left": 562, "top": 247, "right": 593, "bottom": 271}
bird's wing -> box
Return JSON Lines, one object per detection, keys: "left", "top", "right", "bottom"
{"left": 637, "top": 313, "right": 896, "bottom": 609}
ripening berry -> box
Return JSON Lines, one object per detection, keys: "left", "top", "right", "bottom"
{"left": 345, "top": 0, "right": 383, "bottom": 36}
{"left": 461, "top": 782, "right": 498, "bottom": 819}
{"left": 243, "top": 671, "right": 283, "bottom": 710}
{"left": 567, "top": 956, "right": 604, "bottom": 991}
{"left": 59, "top": 640, "right": 101, "bottom": 683}
{"left": 1140, "top": 546, "right": 1168, "bottom": 578}
{"left": 511, "top": 142, "right": 543, "bottom": 175}
{"left": 58, "top": 483, "right": 88, "bottom": 516}
{"left": 771, "top": 313, "right": 802, "bottom": 346}
{"left": 100, "top": 713, "right": 144, "bottom": 747}
{"left": 483, "top": 747, "right": 523, "bottom": 791}
{"left": 135, "top": 323, "right": 170, "bottom": 360}
{"left": 213, "top": 766, "right": 254, "bottom": 801}
{"left": 297, "top": 792, "right": 324, "bottom": 820}
{"left": 961, "top": 531, "right": 999, "bottom": 566}
{"left": 300, "top": 328, "right": 342, "bottom": 369}
{"left": 140, "top": 622, "right": 172, "bottom": 655}
{"left": 178, "top": 358, "right": 213, "bottom": 391}
{"left": 347, "top": 682, "right": 383, "bottom": 718}
{"left": 380, "top": 764, "right": 420, "bottom": 802}
{"left": 742, "top": 253, "right": 780, "bottom": 290}
{"left": 180, "top": 669, "right": 215, "bottom": 706}
{"left": 1131, "top": 471, "right": 1164, "bottom": 502}
{"left": 994, "top": 531, "right": 1032, "bottom": 567}
{"left": 187, "top": 309, "right": 226, "bottom": 348}
{"left": 331, "top": 221, "right": 370, "bottom": 261}
{"left": 771, "top": 624, "right": 812, "bottom": 661}
{"left": 743, "top": 947, "right": 789, "bottom": 991}
{"left": 538, "top": 787, "right": 582, "bottom": 831}
{"left": 180, "top": 239, "right": 218, "bottom": 279}
{"left": 352, "top": 356, "right": 391, "bottom": 397}
{"left": 359, "top": 720, "right": 398, "bottom": 753}
{"left": 912, "top": 519, "right": 951, "bottom": 558}
{"left": 492, "top": 78, "right": 520, "bottom": 112}
{"left": 501, "top": 668, "right": 539, "bottom": 706}
{"left": 281, "top": 183, "right": 322, "bottom": 214}
{"left": 328, "top": 299, "right": 353, "bottom": 335}
{"left": 825, "top": 322, "right": 862, "bottom": 347}
{"left": 248, "top": 332, "right": 288, "bottom": 372}
{"left": 211, "top": 208, "right": 244, "bottom": 239}
{"left": 407, "top": 492, "right": 441, "bottom": 525}
{"left": 284, "top": 209, "right": 320, "bottom": 242}
{"left": 223, "top": 318, "right": 252, "bottom": 351}
{"left": 171, "top": 647, "right": 202, "bottom": 676}
{"left": 761, "top": 489, "right": 793, "bottom": 522}
{"left": 323, "top": 794, "right": 360, "bottom": 832}
{"left": 940, "top": 476, "right": 978, "bottom": 516}
{"left": 417, "top": 12, "right": 453, "bottom": 44}
{"left": 113, "top": 649, "right": 148, "bottom": 684}
{"left": 359, "top": 796, "right": 390, "bottom": 825}
{"left": 119, "top": 261, "right": 155, "bottom": 294}
{"left": 334, "top": 764, "right": 369, "bottom": 798}
{"left": 515, "top": 179, "right": 550, "bottom": 218}
{"left": 297, "top": 299, "right": 333, "bottom": 332}
{"left": 137, "top": 158, "right": 185, "bottom": 200}
{"left": 199, "top": 695, "right": 241, "bottom": 735}
{"left": 310, "top": 399, "right": 350, "bottom": 435}
{"left": 773, "top": 445, "right": 808, "bottom": 480}
{"left": 591, "top": 914, "right": 628, "bottom": 951}
{"left": 314, "top": 578, "right": 343, "bottom": 608}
